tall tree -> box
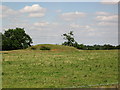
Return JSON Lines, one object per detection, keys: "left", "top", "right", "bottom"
{"left": 62, "top": 31, "right": 78, "bottom": 46}
{"left": 2, "top": 28, "right": 32, "bottom": 50}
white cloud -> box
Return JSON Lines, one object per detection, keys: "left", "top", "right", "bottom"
{"left": 20, "top": 4, "right": 46, "bottom": 18}
{"left": 20, "top": 4, "right": 46, "bottom": 13}
{"left": 1, "top": 4, "right": 46, "bottom": 18}
{"left": 101, "top": 0, "right": 119, "bottom": 4}
{"left": 29, "top": 13, "right": 45, "bottom": 17}
{"left": 33, "top": 21, "right": 59, "bottom": 30}
{"left": 96, "top": 15, "right": 118, "bottom": 21}
{"left": 1, "top": 5, "right": 18, "bottom": 18}
{"left": 95, "top": 12, "right": 118, "bottom": 27}
{"left": 97, "top": 22, "right": 117, "bottom": 26}
{"left": 34, "top": 22, "right": 49, "bottom": 27}
{"left": 69, "top": 23, "right": 94, "bottom": 31}
{"left": 60, "top": 11, "right": 86, "bottom": 21}
{"left": 96, "top": 12, "right": 110, "bottom": 15}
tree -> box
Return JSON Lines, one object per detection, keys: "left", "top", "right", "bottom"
{"left": 116, "top": 45, "right": 120, "bottom": 49}
{"left": 62, "top": 31, "right": 78, "bottom": 47}
{"left": 103, "top": 44, "right": 115, "bottom": 50}
{"left": 78, "top": 44, "right": 86, "bottom": 49}
{"left": 2, "top": 28, "right": 32, "bottom": 50}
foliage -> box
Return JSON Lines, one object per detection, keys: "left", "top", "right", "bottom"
{"left": 77, "top": 44, "right": 120, "bottom": 50}
{"left": 61, "top": 31, "right": 120, "bottom": 50}
{"left": 40, "top": 46, "right": 51, "bottom": 50}
{"left": 2, "top": 28, "right": 32, "bottom": 50}
{"left": 62, "top": 31, "right": 78, "bottom": 46}
{"left": 30, "top": 47, "right": 36, "bottom": 50}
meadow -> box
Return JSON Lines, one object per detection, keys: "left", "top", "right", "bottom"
{"left": 2, "top": 44, "right": 118, "bottom": 88}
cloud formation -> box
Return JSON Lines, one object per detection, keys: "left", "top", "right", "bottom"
{"left": 95, "top": 11, "right": 110, "bottom": 15}
{"left": 20, "top": 4, "right": 46, "bottom": 17}
{"left": 69, "top": 23, "right": 95, "bottom": 32}
{"left": 96, "top": 15, "right": 118, "bottom": 21}
{"left": 101, "top": 0, "right": 119, "bottom": 4}
{"left": 60, "top": 11, "right": 86, "bottom": 21}
{"left": 34, "top": 21, "right": 49, "bottom": 27}
{"left": 20, "top": 4, "right": 46, "bottom": 13}
{"left": 2, "top": 3, "right": 118, "bottom": 45}
{"left": 32, "top": 21, "right": 59, "bottom": 31}
{"left": 97, "top": 22, "right": 117, "bottom": 26}
{"left": 1, "top": 5, "right": 18, "bottom": 18}
{"left": 95, "top": 11, "right": 118, "bottom": 27}
{"left": 1, "top": 4, "right": 46, "bottom": 18}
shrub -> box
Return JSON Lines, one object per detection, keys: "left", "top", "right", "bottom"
{"left": 31, "top": 47, "right": 36, "bottom": 50}
{"left": 40, "top": 46, "right": 51, "bottom": 50}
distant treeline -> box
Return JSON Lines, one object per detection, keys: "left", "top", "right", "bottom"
{"left": 73, "top": 44, "right": 120, "bottom": 50}
{"left": 62, "top": 31, "right": 120, "bottom": 50}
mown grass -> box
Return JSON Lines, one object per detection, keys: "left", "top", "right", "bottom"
{"left": 2, "top": 44, "right": 118, "bottom": 88}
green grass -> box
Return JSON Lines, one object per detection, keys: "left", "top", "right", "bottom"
{"left": 28, "top": 44, "right": 78, "bottom": 51}
{"left": 2, "top": 44, "right": 118, "bottom": 88}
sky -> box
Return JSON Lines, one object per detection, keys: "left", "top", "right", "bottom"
{"left": 0, "top": 1, "right": 119, "bottom": 45}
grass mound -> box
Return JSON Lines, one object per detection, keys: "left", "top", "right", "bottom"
{"left": 28, "top": 44, "right": 78, "bottom": 51}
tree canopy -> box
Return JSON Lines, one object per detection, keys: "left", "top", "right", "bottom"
{"left": 62, "top": 31, "right": 78, "bottom": 46}
{"left": 2, "top": 28, "right": 32, "bottom": 50}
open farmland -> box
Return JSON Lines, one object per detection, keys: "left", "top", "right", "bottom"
{"left": 2, "top": 44, "right": 118, "bottom": 88}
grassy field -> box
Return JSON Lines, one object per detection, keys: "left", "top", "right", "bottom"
{"left": 2, "top": 44, "right": 118, "bottom": 88}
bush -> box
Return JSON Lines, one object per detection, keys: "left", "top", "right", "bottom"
{"left": 40, "top": 46, "right": 51, "bottom": 50}
{"left": 31, "top": 47, "right": 36, "bottom": 50}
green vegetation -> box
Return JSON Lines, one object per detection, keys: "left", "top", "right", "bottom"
{"left": 2, "top": 28, "right": 32, "bottom": 50}
{"left": 40, "top": 46, "right": 51, "bottom": 50}
{"left": 1, "top": 29, "right": 120, "bottom": 51}
{"left": 62, "top": 31, "right": 78, "bottom": 46}
{"left": 28, "top": 44, "right": 78, "bottom": 51}
{"left": 2, "top": 44, "right": 118, "bottom": 88}
{"left": 1, "top": 29, "right": 118, "bottom": 88}
{"left": 62, "top": 31, "right": 120, "bottom": 50}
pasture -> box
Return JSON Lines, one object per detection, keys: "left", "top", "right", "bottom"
{"left": 2, "top": 44, "right": 118, "bottom": 88}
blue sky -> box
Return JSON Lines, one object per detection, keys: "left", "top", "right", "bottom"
{"left": 1, "top": 2, "right": 118, "bottom": 45}
{"left": 3, "top": 2, "right": 117, "bottom": 13}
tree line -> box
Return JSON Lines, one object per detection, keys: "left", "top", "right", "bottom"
{"left": 72, "top": 44, "right": 120, "bottom": 50}
{"left": 62, "top": 31, "right": 120, "bottom": 50}
{"left": 1, "top": 28, "right": 120, "bottom": 50}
